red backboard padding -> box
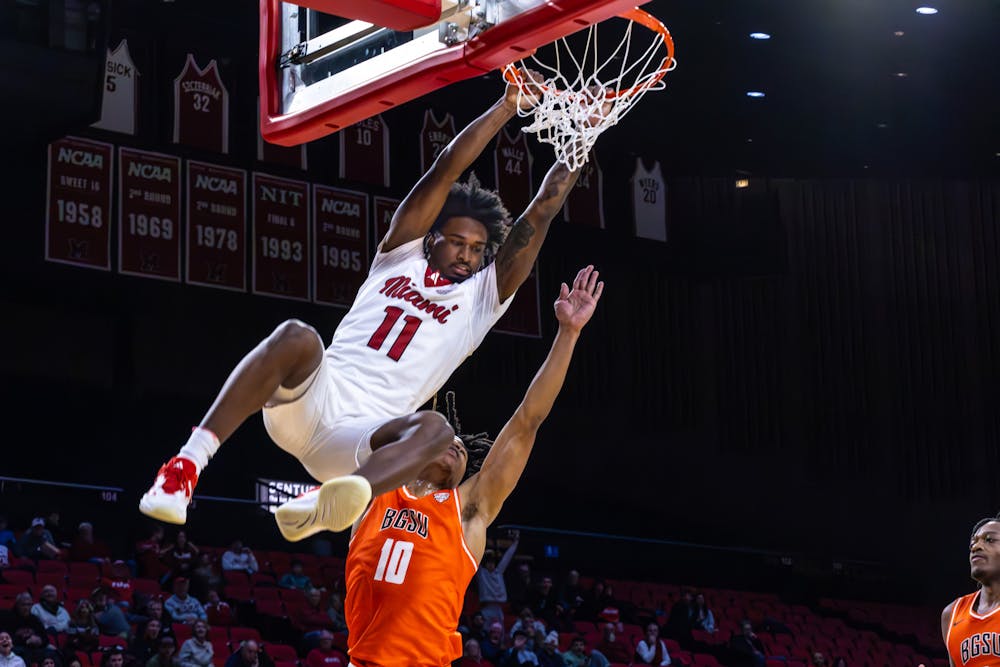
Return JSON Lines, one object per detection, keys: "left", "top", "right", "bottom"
{"left": 290, "top": 0, "right": 441, "bottom": 31}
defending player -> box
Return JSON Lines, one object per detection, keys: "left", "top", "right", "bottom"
{"left": 344, "top": 265, "right": 603, "bottom": 667}
{"left": 139, "top": 73, "right": 589, "bottom": 541}
{"left": 942, "top": 516, "right": 1000, "bottom": 666}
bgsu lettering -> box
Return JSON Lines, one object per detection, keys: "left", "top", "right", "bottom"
{"left": 379, "top": 507, "right": 428, "bottom": 539}
{"left": 961, "top": 632, "right": 1000, "bottom": 664}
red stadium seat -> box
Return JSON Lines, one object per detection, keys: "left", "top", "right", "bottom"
{"left": 68, "top": 562, "right": 100, "bottom": 578}
{"left": 230, "top": 627, "right": 262, "bottom": 643}
{"left": 573, "top": 620, "right": 595, "bottom": 634}
{"left": 250, "top": 573, "right": 277, "bottom": 587}
{"left": 223, "top": 585, "right": 252, "bottom": 603}
{"left": 274, "top": 661, "right": 297, "bottom": 667}
{"left": 693, "top": 654, "right": 721, "bottom": 667}
{"left": 174, "top": 624, "right": 193, "bottom": 641}
{"left": 90, "top": 652, "right": 105, "bottom": 667}
{"left": 98, "top": 635, "right": 127, "bottom": 649}
{"left": 132, "top": 578, "right": 161, "bottom": 596}
{"left": 74, "top": 652, "right": 92, "bottom": 667}
{"left": 37, "top": 561, "right": 68, "bottom": 575}
{"left": 254, "top": 588, "right": 281, "bottom": 602}
{"left": 223, "top": 571, "right": 249, "bottom": 585}
{"left": 1, "top": 570, "right": 34, "bottom": 587}
{"left": 264, "top": 644, "right": 298, "bottom": 662}
{"left": 36, "top": 573, "right": 66, "bottom": 589}
{"left": 208, "top": 627, "right": 228, "bottom": 643}
{"left": 256, "top": 600, "right": 285, "bottom": 617}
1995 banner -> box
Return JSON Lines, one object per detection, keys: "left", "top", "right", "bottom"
{"left": 312, "top": 186, "right": 368, "bottom": 307}
{"left": 46, "top": 136, "right": 114, "bottom": 270}
{"left": 118, "top": 147, "right": 182, "bottom": 280}
{"left": 252, "top": 173, "right": 310, "bottom": 301}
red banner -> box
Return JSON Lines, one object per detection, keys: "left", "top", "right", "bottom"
{"left": 372, "top": 195, "right": 401, "bottom": 252}
{"left": 494, "top": 262, "right": 542, "bottom": 338}
{"left": 118, "top": 147, "right": 182, "bottom": 280}
{"left": 186, "top": 161, "right": 247, "bottom": 291}
{"left": 312, "top": 186, "right": 369, "bottom": 307}
{"left": 252, "top": 173, "right": 310, "bottom": 301}
{"left": 45, "top": 136, "right": 114, "bottom": 270}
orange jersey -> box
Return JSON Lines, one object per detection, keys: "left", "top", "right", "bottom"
{"left": 947, "top": 591, "right": 1000, "bottom": 666}
{"left": 345, "top": 486, "right": 478, "bottom": 667}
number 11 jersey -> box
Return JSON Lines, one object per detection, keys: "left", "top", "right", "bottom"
{"left": 326, "top": 238, "right": 513, "bottom": 420}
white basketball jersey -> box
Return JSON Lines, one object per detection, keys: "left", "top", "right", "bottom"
{"left": 326, "top": 238, "right": 513, "bottom": 419}
{"left": 92, "top": 39, "right": 139, "bottom": 135}
{"left": 631, "top": 157, "right": 667, "bottom": 241}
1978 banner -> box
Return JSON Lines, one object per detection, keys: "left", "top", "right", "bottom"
{"left": 186, "top": 161, "right": 246, "bottom": 291}
{"left": 118, "top": 147, "right": 182, "bottom": 280}
{"left": 46, "top": 136, "right": 114, "bottom": 270}
{"left": 252, "top": 173, "right": 310, "bottom": 301}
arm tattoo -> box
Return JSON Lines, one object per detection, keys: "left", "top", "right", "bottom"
{"left": 504, "top": 217, "right": 536, "bottom": 256}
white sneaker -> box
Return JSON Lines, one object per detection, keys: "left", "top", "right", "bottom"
{"left": 138, "top": 456, "right": 198, "bottom": 524}
{"left": 275, "top": 475, "right": 373, "bottom": 541}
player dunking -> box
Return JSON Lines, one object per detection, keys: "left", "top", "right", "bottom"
{"left": 138, "top": 74, "right": 592, "bottom": 541}
{"left": 943, "top": 516, "right": 1000, "bottom": 666}
{"left": 344, "top": 265, "right": 603, "bottom": 667}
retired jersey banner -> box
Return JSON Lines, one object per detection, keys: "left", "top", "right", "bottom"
{"left": 118, "top": 147, "right": 182, "bottom": 281}
{"left": 186, "top": 161, "right": 247, "bottom": 291}
{"left": 372, "top": 196, "right": 401, "bottom": 252}
{"left": 312, "top": 186, "right": 369, "bottom": 307}
{"left": 252, "top": 173, "right": 310, "bottom": 301}
{"left": 45, "top": 136, "right": 114, "bottom": 270}
{"left": 494, "top": 262, "right": 542, "bottom": 338}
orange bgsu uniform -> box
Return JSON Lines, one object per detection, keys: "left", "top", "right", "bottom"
{"left": 345, "top": 486, "right": 478, "bottom": 667}
{"left": 947, "top": 591, "right": 1000, "bottom": 666}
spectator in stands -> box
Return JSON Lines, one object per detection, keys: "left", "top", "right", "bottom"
{"left": 635, "top": 622, "right": 671, "bottom": 666}
{"left": 665, "top": 590, "right": 694, "bottom": 641}
{"left": 729, "top": 620, "right": 766, "bottom": 667}
{"left": 562, "top": 636, "right": 608, "bottom": 667}
{"left": 165, "top": 578, "right": 206, "bottom": 625}
{"left": 507, "top": 561, "right": 532, "bottom": 613}
{"left": 102, "top": 560, "right": 134, "bottom": 608}
{"left": 305, "top": 631, "right": 347, "bottom": 667}
{"left": 91, "top": 587, "right": 130, "bottom": 638}
{"left": 533, "top": 631, "right": 563, "bottom": 667}
{"left": 165, "top": 532, "right": 199, "bottom": 581}
{"left": 144, "top": 598, "right": 175, "bottom": 632}
{"left": 136, "top": 526, "right": 170, "bottom": 581}
{"left": 291, "top": 587, "right": 332, "bottom": 634}
{"left": 220, "top": 541, "right": 258, "bottom": 575}
{"left": 146, "top": 637, "right": 177, "bottom": 667}
{"left": 325, "top": 592, "right": 347, "bottom": 634}
{"left": 278, "top": 560, "right": 312, "bottom": 591}
{"left": 224, "top": 641, "right": 273, "bottom": 667}
{"left": 176, "top": 620, "right": 213, "bottom": 667}
{"left": 528, "top": 576, "right": 559, "bottom": 624}
{"left": 458, "top": 638, "right": 492, "bottom": 667}
{"left": 476, "top": 530, "right": 519, "bottom": 625}
{"left": 460, "top": 611, "right": 488, "bottom": 645}
{"left": 830, "top": 658, "right": 846, "bottom": 667}
{"left": 44, "top": 512, "right": 72, "bottom": 549}
{"left": 509, "top": 608, "right": 546, "bottom": 648}
{"left": 0, "top": 632, "right": 26, "bottom": 667}
{"left": 559, "top": 570, "right": 584, "bottom": 611}
{"left": 547, "top": 601, "right": 575, "bottom": 634}
{"left": 498, "top": 630, "right": 538, "bottom": 666}
{"left": 31, "top": 585, "right": 70, "bottom": 633}
{"left": 16, "top": 518, "right": 60, "bottom": 560}
{"left": 203, "top": 590, "right": 234, "bottom": 627}
{"left": 129, "top": 619, "right": 165, "bottom": 665}
{"left": 64, "top": 599, "right": 100, "bottom": 655}
{"left": 481, "top": 622, "right": 506, "bottom": 665}
{"left": 810, "top": 652, "right": 827, "bottom": 667}
{"left": 0, "top": 540, "right": 9, "bottom": 569}
{"left": 0, "top": 517, "right": 16, "bottom": 550}
{"left": 594, "top": 623, "right": 631, "bottom": 664}
{"left": 3, "top": 592, "right": 49, "bottom": 660}
{"left": 577, "top": 580, "right": 605, "bottom": 622}
{"left": 690, "top": 593, "right": 716, "bottom": 634}
{"left": 103, "top": 650, "right": 126, "bottom": 667}
{"left": 190, "top": 553, "right": 221, "bottom": 601}
{"left": 69, "top": 523, "right": 111, "bottom": 564}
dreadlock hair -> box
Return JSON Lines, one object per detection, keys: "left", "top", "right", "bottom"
{"left": 440, "top": 390, "right": 494, "bottom": 482}
{"left": 426, "top": 174, "right": 511, "bottom": 266}
{"left": 971, "top": 514, "right": 1000, "bottom": 539}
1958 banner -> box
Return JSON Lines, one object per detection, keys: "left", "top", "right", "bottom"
{"left": 186, "top": 161, "right": 247, "bottom": 291}
{"left": 312, "top": 186, "right": 369, "bottom": 307}
{"left": 252, "top": 173, "right": 310, "bottom": 301}
{"left": 46, "top": 136, "right": 114, "bottom": 270}
{"left": 118, "top": 147, "right": 182, "bottom": 280}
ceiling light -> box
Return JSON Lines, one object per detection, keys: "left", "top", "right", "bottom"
{"left": 746, "top": 91, "right": 765, "bottom": 98}
{"left": 749, "top": 32, "right": 771, "bottom": 40}
{"left": 915, "top": 7, "right": 938, "bottom": 14}
{"left": 894, "top": 30, "right": 905, "bottom": 36}
{"left": 736, "top": 178, "right": 750, "bottom": 189}
{"left": 893, "top": 72, "right": 909, "bottom": 77}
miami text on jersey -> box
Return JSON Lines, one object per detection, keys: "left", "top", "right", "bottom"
{"left": 379, "top": 276, "right": 460, "bottom": 323}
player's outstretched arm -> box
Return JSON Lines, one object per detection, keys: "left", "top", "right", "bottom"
{"left": 460, "top": 266, "right": 604, "bottom": 527}
{"left": 381, "top": 77, "right": 542, "bottom": 252}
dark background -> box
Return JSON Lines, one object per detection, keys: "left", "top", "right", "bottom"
{"left": 1, "top": 0, "right": 998, "bottom": 607}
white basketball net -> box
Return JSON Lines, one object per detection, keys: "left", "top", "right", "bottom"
{"left": 503, "top": 14, "right": 676, "bottom": 171}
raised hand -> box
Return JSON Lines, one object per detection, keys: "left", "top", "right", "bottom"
{"left": 505, "top": 68, "right": 545, "bottom": 111}
{"left": 554, "top": 265, "right": 604, "bottom": 332}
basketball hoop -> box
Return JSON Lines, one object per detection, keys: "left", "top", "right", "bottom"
{"left": 503, "top": 8, "right": 676, "bottom": 170}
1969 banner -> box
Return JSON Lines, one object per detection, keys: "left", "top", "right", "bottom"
{"left": 46, "top": 136, "right": 114, "bottom": 270}
{"left": 252, "top": 173, "right": 310, "bottom": 301}
{"left": 186, "top": 161, "right": 246, "bottom": 291}
{"left": 118, "top": 147, "right": 182, "bottom": 280}
{"left": 312, "top": 186, "right": 369, "bottom": 307}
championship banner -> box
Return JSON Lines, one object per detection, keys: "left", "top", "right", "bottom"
{"left": 372, "top": 195, "right": 401, "bottom": 251}
{"left": 312, "top": 186, "right": 369, "bottom": 307}
{"left": 186, "top": 161, "right": 247, "bottom": 291}
{"left": 118, "top": 148, "right": 182, "bottom": 281}
{"left": 252, "top": 173, "right": 310, "bottom": 301}
{"left": 494, "top": 262, "right": 542, "bottom": 338}
{"left": 45, "top": 136, "right": 114, "bottom": 270}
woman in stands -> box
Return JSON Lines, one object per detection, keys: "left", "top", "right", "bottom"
{"left": 64, "top": 599, "right": 99, "bottom": 656}
{"left": 165, "top": 531, "right": 199, "bottom": 582}
{"left": 691, "top": 593, "right": 717, "bottom": 634}
{"left": 942, "top": 515, "right": 1000, "bottom": 666}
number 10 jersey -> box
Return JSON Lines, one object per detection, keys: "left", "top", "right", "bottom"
{"left": 325, "top": 237, "right": 513, "bottom": 421}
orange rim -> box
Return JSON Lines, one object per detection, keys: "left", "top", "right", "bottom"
{"left": 502, "top": 7, "right": 675, "bottom": 100}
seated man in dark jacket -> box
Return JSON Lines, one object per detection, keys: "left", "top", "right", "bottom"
{"left": 728, "top": 620, "right": 766, "bottom": 667}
